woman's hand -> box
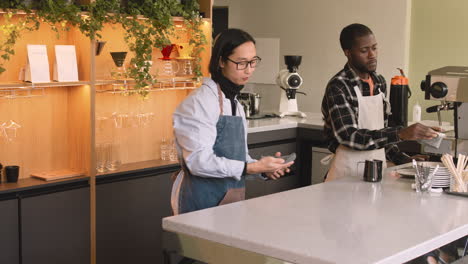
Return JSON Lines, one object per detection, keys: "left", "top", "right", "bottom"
{"left": 247, "top": 152, "right": 294, "bottom": 179}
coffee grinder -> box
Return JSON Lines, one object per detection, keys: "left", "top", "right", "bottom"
{"left": 276, "top": 55, "right": 306, "bottom": 118}
{"left": 420, "top": 66, "right": 468, "bottom": 155}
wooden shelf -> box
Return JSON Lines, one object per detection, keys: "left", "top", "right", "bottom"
{"left": 97, "top": 159, "right": 178, "bottom": 176}
{"left": 0, "top": 11, "right": 211, "bottom": 21}
{"left": 0, "top": 175, "right": 90, "bottom": 193}
{"left": 95, "top": 78, "right": 200, "bottom": 92}
{"left": 0, "top": 2, "right": 211, "bottom": 183}
{"left": 0, "top": 81, "right": 90, "bottom": 89}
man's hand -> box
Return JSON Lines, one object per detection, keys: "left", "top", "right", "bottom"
{"left": 398, "top": 123, "right": 439, "bottom": 141}
{"left": 410, "top": 154, "right": 430, "bottom": 161}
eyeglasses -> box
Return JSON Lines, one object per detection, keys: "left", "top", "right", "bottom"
{"left": 226, "top": 56, "right": 261, "bottom": 70}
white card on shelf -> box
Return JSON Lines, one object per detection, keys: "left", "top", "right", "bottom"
{"left": 24, "top": 44, "right": 51, "bottom": 83}
{"left": 53, "top": 45, "right": 79, "bottom": 82}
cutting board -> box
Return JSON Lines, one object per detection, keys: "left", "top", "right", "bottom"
{"left": 31, "top": 170, "right": 84, "bottom": 181}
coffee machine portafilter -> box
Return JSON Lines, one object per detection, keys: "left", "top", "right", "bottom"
{"left": 420, "top": 66, "right": 468, "bottom": 156}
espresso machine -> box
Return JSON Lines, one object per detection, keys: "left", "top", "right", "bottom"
{"left": 238, "top": 92, "right": 261, "bottom": 118}
{"left": 420, "top": 66, "right": 468, "bottom": 155}
{"left": 276, "top": 55, "right": 306, "bottom": 118}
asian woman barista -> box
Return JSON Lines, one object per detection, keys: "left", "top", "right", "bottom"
{"left": 171, "top": 28, "right": 294, "bottom": 215}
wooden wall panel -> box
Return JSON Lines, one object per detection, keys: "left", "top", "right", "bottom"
{"left": 199, "top": 0, "right": 213, "bottom": 19}
{"left": 95, "top": 89, "right": 187, "bottom": 166}
{"left": 0, "top": 87, "right": 69, "bottom": 180}
{"left": 68, "top": 85, "right": 92, "bottom": 176}
{"left": 200, "top": 19, "right": 212, "bottom": 77}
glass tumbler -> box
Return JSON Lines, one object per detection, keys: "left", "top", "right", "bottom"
{"left": 106, "top": 143, "right": 121, "bottom": 171}
{"left": 160, "top": 138, "right": 169, "bottom": 161}
{"left": 96, "top": 143, "right": 109, "bottom": 173}
{"left": 169, "top": 140, "right": 178, "bottom": 162}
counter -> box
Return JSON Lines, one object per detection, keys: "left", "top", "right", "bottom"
{"left": 247, "top": 112, "right": 324, "bottom": 133}
{"left": 163, "top": 168, "right": 468, "bottom": 264}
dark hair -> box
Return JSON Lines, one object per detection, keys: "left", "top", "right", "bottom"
{"left": 209, "top": 28, "right": 256, "bottom": 80}
{"left": 339, "top": 23, "right": 373, "bottom": 50}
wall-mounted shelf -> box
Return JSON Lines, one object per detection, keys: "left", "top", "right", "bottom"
{"left": 0, "top": 86, "right": 44, "bottom": 99}
{"left": 0, "top": 81, "right": 90, "bottom": 98}
{"left": 95, "top": 77, "right": 199, "bottom": 93}
{"left": 0, "top": 81, "right": 90, "bottom": 89}
{"left": 96, "top": 159, "right": 178, "bottom": 177}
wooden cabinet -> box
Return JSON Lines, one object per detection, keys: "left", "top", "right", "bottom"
{"left": 20, "top": 187, "right": 90, "bottom": 264}
{"left": 96, "top": 171, "right": 174, "bottom": 264}
{"left": 0, "top": 198, "right": 19, "bottom": 264}
{"left": 311, "top": 147, "right": 331, "bottom": 184}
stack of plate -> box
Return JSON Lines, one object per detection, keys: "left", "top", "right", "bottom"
{"left": 421, "top": 162, "right": 450, "bottom": 188}
{"left": 429, "top": 166, "right": 451, "bottom": 188}
{"left": 396, "top": 162, "right": 451, "bottom": 188}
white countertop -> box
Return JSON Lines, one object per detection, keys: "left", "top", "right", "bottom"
{"left": 247, "top": 112, "right": 324, "bottom": 133}
{"left": 163, "top": 171, "right": 468, "bottom": 264}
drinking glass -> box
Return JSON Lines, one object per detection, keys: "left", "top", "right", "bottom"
{"left": 169, "top": 140, "right": 178, "bottom": 162}
{"left": 160, "top": 138, "right": 169, "bottom": 161}
{"left": 4, "top": 120, "right": 21, "bottom": 142}
{"left": 106, "top": 143, "right": 121, "bottom": 171}
{"left": 112, "top": 112, "right": 122, "bottom": 129}
{"left": 96, "top": 116, "right": 109, "bottom": 132}
{"left": 0, "top": 122, "right": 6, "bottom": 141}
{"left": 415, "top": 164, "right": 436, "bottom": 193}
{"left": 177, "top": 59, "right": 194, "bottom": 76}
{"left": 96, "top": 143, "right": 109, "bottom": 173}
{"left": 159, "top": 60, "right": 179, "bottom": 77}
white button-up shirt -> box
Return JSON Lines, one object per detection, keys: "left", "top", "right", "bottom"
{"left": 173, "top": 77, "right": 255, "bottom": 181}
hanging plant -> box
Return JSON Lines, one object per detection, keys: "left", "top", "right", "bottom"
{"left": 118, "top": 0, "right": 207, "bottom": 98}
{"left": 0, "top": 12, "right": 33, "bottom": 74}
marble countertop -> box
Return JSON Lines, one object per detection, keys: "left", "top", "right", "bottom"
{"left": 163, "top": 170, "right": 468, "bottom": 264}
{"left": 247, "top": 112, "right": 324, "bottom": 133}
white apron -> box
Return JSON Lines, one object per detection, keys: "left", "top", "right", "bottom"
{"left": 325, "top": 86, "right": 389, "bottom": 181}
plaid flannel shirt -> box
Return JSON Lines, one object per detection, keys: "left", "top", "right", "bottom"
{"left": 321, "top": 64, "right": 411, "bottom": 165}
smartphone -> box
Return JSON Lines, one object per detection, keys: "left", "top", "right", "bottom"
{"left": 280, "top": 152, "right": 296, "bottom": 164}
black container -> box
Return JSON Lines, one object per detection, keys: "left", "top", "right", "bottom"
{"left": 389, "top": 75, "right": 411, "bottom": 127}
{"left": 359, "top": 160, "right": 383, "bottom": 182}
{"left": 5, "top": 166, "right": 19, "bottom": 183}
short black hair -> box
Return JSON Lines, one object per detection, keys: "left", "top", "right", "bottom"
{"left": 339, "top": 24, "right": 373, "bottom": 50}
{"left": 209, "top": 28, "right": 255, "bottom": 80}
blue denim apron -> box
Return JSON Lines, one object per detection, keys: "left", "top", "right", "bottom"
{"left": 177, "top": 87, "right": 246, "bottom": 214}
